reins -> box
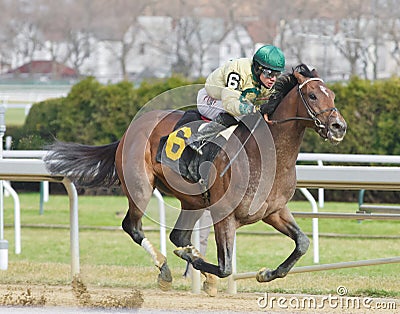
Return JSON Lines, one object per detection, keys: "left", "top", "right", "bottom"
{"left": 219, "top": 114, "right": 263, "bottom": 177}
{"left": 265, "top": 77, "right": 337, "bottom": 128}
{"left": 264, "top": 115, "right": 314, "bottom": 125}
{"left": 219, "top": 76, "right": 339, "bottom": 178}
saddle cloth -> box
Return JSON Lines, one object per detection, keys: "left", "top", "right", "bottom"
{"left": 156, "top": 111, "right": 237, "bottom": 184}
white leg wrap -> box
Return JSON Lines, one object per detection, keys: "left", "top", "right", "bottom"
{"left": 141, "top": 237, "right": 163, "bottom": 268}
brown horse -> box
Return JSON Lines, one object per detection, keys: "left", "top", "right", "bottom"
{"left": 45, "top": 64, "right": 347, "bottom": 296}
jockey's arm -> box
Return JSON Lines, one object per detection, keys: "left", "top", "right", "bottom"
{"left": 221, "top": 87, "right": 255, "bottom": 116}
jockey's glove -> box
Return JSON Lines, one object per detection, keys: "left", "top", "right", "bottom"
{"left": 238, "top": 98, "right": 256, "bottom": 115}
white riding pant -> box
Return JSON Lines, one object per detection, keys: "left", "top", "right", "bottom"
{"left": 196, "top": 88, "right": 225, "bottom": 120}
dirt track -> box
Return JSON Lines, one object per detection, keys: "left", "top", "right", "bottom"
{"left": 1, "top": 283, "right": 399, "bottom": 313}
{"left": 0, "top": 284, "right": 262, "bottom": 312}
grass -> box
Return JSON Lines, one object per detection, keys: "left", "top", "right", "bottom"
{"left": 4, "top": 108, "right": 27, "bottom": 126}
{"left": 1, "top": 192, "right": 399, "bottom": 296}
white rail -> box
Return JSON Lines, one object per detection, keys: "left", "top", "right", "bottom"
{"left": 3, "top": 181, "right": 21, "bottom": 254}
{"left": 2, "top": 151, "right": 400, "bottom": 295}
{"left": 226, "top": 153, "right": 400, "bottom": 294}
{"left": 0, "top": 158, "right": 80, "bottom": 276}
{"left": 296, "top": 165, "right": 400, "bottom": 190}
{"left": 2, "top": 150, "right": 47, "bottom": 158}
{"left": 297, "top": 153, "right": 400, "bottom": 164}
{"left": 0, "top": 151, "right": 167, "bottom": 282}
{"left": 233, "top": 256, "right": 400, "bottom": 280}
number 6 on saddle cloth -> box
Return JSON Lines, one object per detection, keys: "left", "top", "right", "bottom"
{"left": 156, "top": 110, "right": 240, "bottom": 190}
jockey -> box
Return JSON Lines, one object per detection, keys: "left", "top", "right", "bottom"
{"left": 189, "top": 44, "right": 286, "bottom": 153}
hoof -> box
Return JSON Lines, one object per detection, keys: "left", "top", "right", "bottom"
{"left": 157, "top": 262, "right": 172, "bottom": 291}
{"left": 256, "top": 267, "right": 274, "bottom": 283}
{"left": 174, "top": 246, "right": 200, "bottom": 262}
{"left": 173, "top": 247, "right": 189, "bottom": 260}
{"left": 203, "top": 274, "right": 218, "bottom": 297}
{"left": 157, "top": 275, "right": 172, "bottom": 291}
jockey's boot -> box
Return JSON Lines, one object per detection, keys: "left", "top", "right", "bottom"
{"left": 187, "top": 113, "right": 237, "bottom": 155}
{"left": 187, "top": 120, "right": 225, "bottom": 155}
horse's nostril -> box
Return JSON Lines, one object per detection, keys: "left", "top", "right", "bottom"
{"left": 331, "top": 119, "right": 347, "bottom": 131}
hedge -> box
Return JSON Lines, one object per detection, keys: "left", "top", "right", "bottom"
{"left": 7, "top": 75, "right": 400, "bottom": 202}
{"left": 10, "top": 75, "right": 202, "bottom": 148}
{"left": 14, "top": 75, "right": 400, "bottom": 154}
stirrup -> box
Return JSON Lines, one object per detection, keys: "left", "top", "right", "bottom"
{"left": 188, "top": 142, "right": 203, "bottom": 155}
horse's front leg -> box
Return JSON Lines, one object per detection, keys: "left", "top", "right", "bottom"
{"left": 170, "top": 208, "right": 219, "bottom": 296}
{"left": 174, "top": 213, "right": 236, "bottom": 281}
{"left": 257, "top": 207, "right": 310, "bottom": 282}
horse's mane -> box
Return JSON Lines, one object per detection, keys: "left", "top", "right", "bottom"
{"left": 261, "top": 63, "right": 316, "bottom": 116}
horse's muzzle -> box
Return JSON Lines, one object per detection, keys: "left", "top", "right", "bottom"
{"left": 325, "top": 115, "right": 347, "bottom": 145}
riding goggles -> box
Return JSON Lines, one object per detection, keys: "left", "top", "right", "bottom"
{"left": 261, "top": 68, "right": 281, "bottom": 79}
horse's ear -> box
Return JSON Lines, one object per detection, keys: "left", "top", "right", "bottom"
{"left": 311, "top": 68, "right": 319, "bottom": 77}
{"left": 293, "top": 71, "right": 307, "bottom": 84}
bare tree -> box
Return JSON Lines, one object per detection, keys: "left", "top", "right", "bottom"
{"left": 159, "top": 0, "right": 250, "bottom": 77}
{"left": 0, "top": 0, "right": 93, "bottom": 77}
{"left": 158, "top": 0, "right": 200, "bottom": 76}
{"left": 173, "top": 16, "right": 197, "bottom": 76}
{"left": 387, "top": 20, "right": 400, "bottom": 67}
{"left": 271, "top": 0, "right": 334, "bottom": 64}
{"left": 209, "top": 0, "right": 254, "bottom": 56}
{"left": 364, "top": 0, "right": 389, "bottom": 80}
{"left": 381, "top": 0, "right": 400, "bottom": 72}
{"left": 91, "top": 0, "right": 150, "bottom": 80}
{"left": 33, "top": 0, "right": 100, "bottom": 76}
{"left": 328, "top": 0, "right": 372, "bottom": 78}
{"left": 0, "top": 0, "right": 15, "bottom": 72}
{"left": 0, "top": 0, "right": 398, "bottom": 82}
{"left": 4, "top": 1, "right": 44, "bottom": 70}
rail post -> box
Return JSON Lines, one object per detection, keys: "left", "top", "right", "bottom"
{"left": 0, "top": 99, "right": 8, "bottom": 270}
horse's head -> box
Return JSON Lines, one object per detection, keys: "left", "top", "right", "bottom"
{"left": 293, "top": 68, "right": 347, "bottom": 144}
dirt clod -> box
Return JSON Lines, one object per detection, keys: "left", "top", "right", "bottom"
{"left": 71, "top": 275, "right": 143, "bottom": 309}
{"left": 0, "top": 286, "right": 46, "bottom": 306}
{"left": 71, "top": 275, "right": 91, "bottom": 306}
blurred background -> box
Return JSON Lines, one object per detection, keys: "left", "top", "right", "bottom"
{"left": 1, "top": 0, "right": 399, "bottom": 204}
{"left": 0, "top": 0, "right": 398, "bottom": 84}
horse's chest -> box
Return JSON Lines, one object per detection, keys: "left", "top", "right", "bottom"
{"left": 237, "top": 164, "right": 295, "bottom": 219}
{"left": 234, "top": 192, "right": 269, "bottom": 223}
{"left": 266, "top": 168, "right": 297, "bottom": 206}
{"left": 275, "top": 165, "right": 296, "bottom": 190}
{"left": 235, "top": 205, "right": 267, "bottom": 225}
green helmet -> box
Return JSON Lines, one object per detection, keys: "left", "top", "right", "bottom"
{"left": 253, "top": 45, "right": 285, "bottom": 72}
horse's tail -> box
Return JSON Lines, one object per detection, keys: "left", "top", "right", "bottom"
{"left": 44, "top": 140, "right": 120, "bottom": 188}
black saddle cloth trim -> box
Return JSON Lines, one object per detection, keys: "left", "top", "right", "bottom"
{"left": 156, "top": 110, "right": 226, "bottom": 183}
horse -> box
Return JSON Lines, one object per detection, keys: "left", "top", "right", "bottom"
{"left": 44, "top": 64, "right": 347, "bottom": 296}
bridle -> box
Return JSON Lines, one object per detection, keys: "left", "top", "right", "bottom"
{"left": 265, "top": 77, "right": 338, "bottom": 130}
{"left": 298, "top": 77, "right": 338, "bottom": 129}
{"left": 222, "top": 78, "right": 340, "bottom": 176}
{"left": 221, "top": 77, "right": 339, "bottom": 176}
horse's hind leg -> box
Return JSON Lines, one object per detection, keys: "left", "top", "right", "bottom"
{"left": 119, "top": 161, "right": 172, "bottom": 290}
{"left": 257, "top": 206, "right": 310, "bottom": 282}
{"left": 116, "top": 136, "right": 172, "bottom": 290}
{"left": 122, "top": 196, "right": 172, "bottom": 291}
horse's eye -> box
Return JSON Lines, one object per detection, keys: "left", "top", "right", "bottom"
{"left": 309, "top": 93, "right": 317, "bottom": 100}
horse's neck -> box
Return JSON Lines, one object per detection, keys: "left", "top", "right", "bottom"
{"left": 274, "top": 126, "right": 305, "bottom": 169}
{"left": 270, "top": 88, "right": 306, "bottom": 169}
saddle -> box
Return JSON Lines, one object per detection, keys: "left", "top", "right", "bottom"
{"left": 156, "top": 110, "right": 237, "bottom": 185}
